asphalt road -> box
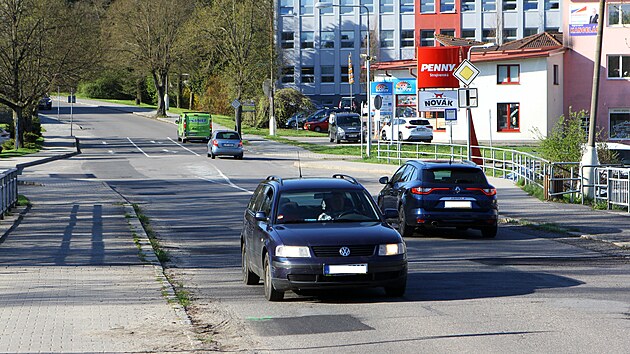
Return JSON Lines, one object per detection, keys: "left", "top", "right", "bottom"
{"left": 24, "top": 101, "right": 630, "bottom": 353}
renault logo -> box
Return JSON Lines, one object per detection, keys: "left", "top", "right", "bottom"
{"left": 339, "top": 247, "right": 351, "bottom": 257}
{"left": 454, "top": 186, "right": 461, "bottom": 194}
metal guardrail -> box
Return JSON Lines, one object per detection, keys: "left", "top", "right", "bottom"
{"left": 375, "top": 140, "right": 629, "bottom": 211}
{"left": 0, "top": 168, "right": 19, "bottom": 217}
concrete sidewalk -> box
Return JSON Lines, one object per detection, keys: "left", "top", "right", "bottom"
{"left": 0, "top": 116, "right": 201, "bottom": 352}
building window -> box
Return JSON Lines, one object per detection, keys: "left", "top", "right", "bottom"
{"left": 524, "top": 27, "right": 538, "bottom": 36}
{"left": 440, "top": 29, "right": 455, "bottom": 36}
{"left": 545, "top": 27, "right": 559, "bottom": 32}
{"left": 482, "top": 29, "right": 496, "bottom": 42}
{"left": 421, "top": 0, "right": 435, "bottom": 13}
{"left": 461, "top": 0, "right": 475, "bottom": 11}
{"left": 462, "top": 29, "right": 476, "bottom": 39}
{"left": 497, "top": 64, "right": 520, "bottom": 84}
{"left": 341, "top": 66, "right": 349, "bottom": 82}
{"left": 380, "top": 0, "right": 394, "bottom": 13}
{"left": 609, "top": 4, "right": 630, "bottom": 25}
{"left": 498, "top": 103, "right": 520, "bottom": 131}
{"left": 610, "top": 109, "right": 630, "bottom": 139}
{"left": 281, "top": 32, "right": 294, "bottom": 48}
{"left": 301, "top": 0, "right": 313, "bottom": 15}
{"left": 524, "top": 0, "right": 537, "bottom": 10}
{"left": 553, "top": 64, "right": 559, "bottom": 85}
{"left": 482, "top": 0, "right": 496, "bottom": 11}
{"left": 340, "top": 0, "right": 354, "bottom": 14}
{"left": 440, "top": 0, "right": 455, "bottom": 12}
{"left": 341, "top": 31, "right": 354, "bottom": 48}
{"left": 280, "top": 0, "right": 294, "bottom": 15}
{"left": 320, "top": 31, "right": 335, "bottom": 48}
{"left": 401, "top": 30, "right": 414, "bottom": 47}
{"left": 301, "top": 31, "right": 314, "bottom": 48}
{"left": 301, "top": 66, "right": 315, "bottom": 83}
{"left": 503, "top": 0, "right": 517, "bottom": 11}
{"left": 503, "top": 28, "right": 517, "bottom": 41}
{"left": 420, "top": 30, "right": 435, "bottom": 47}
{"left": 282, "top": 67, "right": 294, "bottom": 83}
{"left": 321, "top": 66, "right": 335, "bottom": 83}
{"left": 319, "top": 3, "right": 333, "bottom": 14}
{"left": 380, "top": 30, "right": 394, "bottom": 48}
{"left": 544, "top": 0, "right": 559, "bottom": 10}
{"left": 608, "top": 55, "right": 630, "bottom": 78}
{"left": 360, "top": 0, "right": 374, "bottom": 13}
{"left": 401, "top": 0, "right": 414, "bottom": 13}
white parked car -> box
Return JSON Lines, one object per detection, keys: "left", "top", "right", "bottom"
{"left": 380, "top": 118, "right": 433, "bottom": 142}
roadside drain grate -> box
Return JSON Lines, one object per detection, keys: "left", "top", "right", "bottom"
{"left": 248, "top": 314, "right": 373, "bottom": 336}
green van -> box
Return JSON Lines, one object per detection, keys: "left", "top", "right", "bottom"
{"left": 176, "top": 112, "right": 212, "bottom": 143}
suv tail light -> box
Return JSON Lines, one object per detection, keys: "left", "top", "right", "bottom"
{"left": 411, "top": 187, "right": 450, "bottom": 195}
{"left": 183, "top": 121, "right": 187, "bottom": 130}
{"left": 238, "top": 141, "right": 243, "bottom": 147}
{"left": 405, "top": 125, "right": 416, "bottom": 129}
{"left": 212, "top": 139, "right": 219, "bottom": 147}
{"left": 465, "top": 187, "right": 497, "bottom": 196}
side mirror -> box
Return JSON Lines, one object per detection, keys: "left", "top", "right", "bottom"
{"left": 379, "top": 176, "right": 389, "bottom": 185}
{"left": 255, "top": 211, "right": 268, "bottom": 222}
{"left": 383, "top": 208, "right": 399, "bottom": 219}
{"left": 175, "top": 119, "right": 180, "bottom": 124}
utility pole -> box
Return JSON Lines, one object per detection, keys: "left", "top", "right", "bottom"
{"left": 581, "top": 0, "right": 605, "bottom": 198}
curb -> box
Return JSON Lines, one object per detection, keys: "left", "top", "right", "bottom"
{"left": 123, "top": 203, "right": 202, "bottom": 349}
{"left": 15, "top": 137, "right": 81, "bottom": 174}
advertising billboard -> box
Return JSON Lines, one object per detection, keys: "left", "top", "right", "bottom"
{"left": 417, "top": 47, "right": 461, "bottom": 89}
{"left": 393, "top": 79, "right": 416, "bottom": 95}
{"left": 569, "top": 4, "right": 598, "bottom": 36}
{"left": 418, "top": 90, "right": 458, "bottom": 111}
{"left": 370, "top": 82, "right": 394, "bottom": 120}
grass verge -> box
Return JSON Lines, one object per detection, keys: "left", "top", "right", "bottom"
{"left": 132, "top": 203, "right": 169, "bottom": 263}
{"left": 17, "top": 195, "right": 31, "bottom": 207}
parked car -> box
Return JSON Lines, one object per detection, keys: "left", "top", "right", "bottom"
{"left": 177, "top": 112, "right": 212, "bottom": 143}
{"left": 38, "top": 95, "right": 52, "bottom": 110}
{"left": 338, "top": 96, "right": 358, "bottom": 112}
{"left": 241, "top": 174, "right": 407, "bottom": 301}
{"left": 207, "top": 130, "right": 243, "bottom": 159}
{"left": 303, "top": 108, "right": 337, "bottom": 132}
{"left": 381, "top": 117, "right": 433, "bottom": 142}
{"left": 284, "top": 111, "right": 310, "bottom": 129}
{"left": 329, "top": 112, "right": 362, "bottom": 143}
{"left": 377, "top": 160, "right": 498, "bottom": 238}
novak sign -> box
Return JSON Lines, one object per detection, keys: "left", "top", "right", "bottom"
{"left": 417, "top": 47, "right": 461, "bottom": 89}
{"left": 418, "top": 90, "right": 458, "bottom": 111}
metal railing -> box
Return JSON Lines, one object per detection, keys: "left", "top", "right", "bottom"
{"left": 0, "top": 168, "right": 19, "bottom": 218}
{"left": 375, "top": 140, "right": 629, "bottom": 211}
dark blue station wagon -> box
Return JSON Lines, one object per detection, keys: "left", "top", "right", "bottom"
{"left": 241, "top": 174, "right": 408, "bottom": 301}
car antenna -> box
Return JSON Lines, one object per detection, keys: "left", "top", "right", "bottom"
{"left": 297, "top": 150, "right": 303, "bottom": 178}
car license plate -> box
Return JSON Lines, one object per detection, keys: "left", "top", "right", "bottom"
{"left": 347, "top": 134, "right": 358, "bottom": 138}
{"left": 444, "top": 201, "right": 472, "bottom": 208}
{"left": 324, "top": 264, "right": 368, "bottom": 275}
{"left": 223, "top": 143, "right": 234, "bottom": 147}
{"left": 416, "top": 127, "right": 427, "bottom": 131}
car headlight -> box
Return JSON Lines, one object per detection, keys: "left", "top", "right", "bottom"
{"left": 378, "top": 243, "right": 406, "bottom": 256}
{"left": 276, "top": 245, "right": 311, "bottom": 258}
{"left": 337, "top": 127, "right": 345, "bottom": 134}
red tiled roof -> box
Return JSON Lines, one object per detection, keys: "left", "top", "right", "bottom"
{"left": 498, "top": 32, "right": 563, "bottom": 50}
{"left": 435, "top": 33, "right": 486, "bottom": 47}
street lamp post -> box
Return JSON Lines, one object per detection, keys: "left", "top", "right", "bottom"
{"left": 315, "top": 1, "right": 372, "bottom": 157}
{"left": 465, "top": 43, "right": 493, "bottom": 161}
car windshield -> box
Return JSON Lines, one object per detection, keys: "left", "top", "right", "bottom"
{"left": 216, "top": 132, "right": 240, "bottom": 140}
{"left": 425, "top": 168, "right": 488, "bottom": 184}
{"left": 337, "top": 116, "right": 360, "bottom": 126}
{"left": 275, "top": 190, "right": 381, "bottom": 224}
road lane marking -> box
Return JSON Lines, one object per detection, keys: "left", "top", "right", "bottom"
{"left": 127, "top": 137, "right": 151, "bottom": 157}
{"left": 102, "top": 141, "right": 108, "bottom": 145}
{"left": 197, "top": 176, "right": 252, "bottom": 194}
{"left": 167, "top": 137, "right": 200, "bottom": 156}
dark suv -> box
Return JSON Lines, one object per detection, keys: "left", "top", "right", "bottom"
{"left": 241, "top": 174, "right": 407, "bottom": 301}
{"left": 377, "top": 160, "right": 498, "bottom": 238}
{"left": 329, "top": 112, "right": 362, "bottom": 143}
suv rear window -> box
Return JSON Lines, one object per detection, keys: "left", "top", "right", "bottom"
{"left": 337, "top": 115, "right": 360, "bottom": 126}
{"left": 424, "top": 168, "right": 488, "bottom": 184}
{"left": 409, "top": 119, "right": 430, "bottom": 126}
{"left": 216, "top": 132, "right": 240, "bottom": 140}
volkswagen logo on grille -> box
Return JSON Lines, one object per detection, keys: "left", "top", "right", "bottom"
{"left": 454, "top": 186, "right": 461, "bottom": 194}
{"left": 339, "top": 247, "right": 351, "bottom": 257}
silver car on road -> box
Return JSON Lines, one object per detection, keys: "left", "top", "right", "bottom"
{"left": 207, "top": 130, "right": 243, "bottom": 159}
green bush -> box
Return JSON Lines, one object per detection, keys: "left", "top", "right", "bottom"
{"left": 24, "top": 132, "right": 39, "bottom": 144}
{"left": 78, "top": 71, "right": 135, "bottom": 100}
{"left": 2, "top": 139, "right": 14, "bottom": 150}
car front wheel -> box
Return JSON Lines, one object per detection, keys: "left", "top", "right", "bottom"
{"left": 384, "top": 278, "right": 406, "bottom": 297}
{"left": 264, "top": 254, "right": 284, "bottom": 301}
{"left": 314, "top": 126, "right": 322, "bottom": 132}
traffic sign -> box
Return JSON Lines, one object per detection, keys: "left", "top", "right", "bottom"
{"left": 458, "top": 88, "right": 478, "bottom": 108}
{"left": 231, "top": 99, "right": 241, "bottom": 109}
{"left": 445, "top": 108, "right": 457, "bottom": 121}
{"left": 453, "top": 59, "right": 480, "bottom": 86}
{"left": 242, "top": 100, "right": 256, "bottom": 112}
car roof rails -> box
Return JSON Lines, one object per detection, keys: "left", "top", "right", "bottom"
{"left": 332, "top": 174, "right": 359, "bottom": 184}
{"left": 266, "top": 175, "right": 283, "bottom": 185}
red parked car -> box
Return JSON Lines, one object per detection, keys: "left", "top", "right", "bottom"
{"left": 303, "top": 108, "right": 338, "bottom": 132}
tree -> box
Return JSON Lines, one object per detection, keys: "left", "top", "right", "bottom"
{"left": 0, "top": 0, "right": 103, "bottom": 148}
{"left": 105, "top": 0, "right": 195, "bottom": 117}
